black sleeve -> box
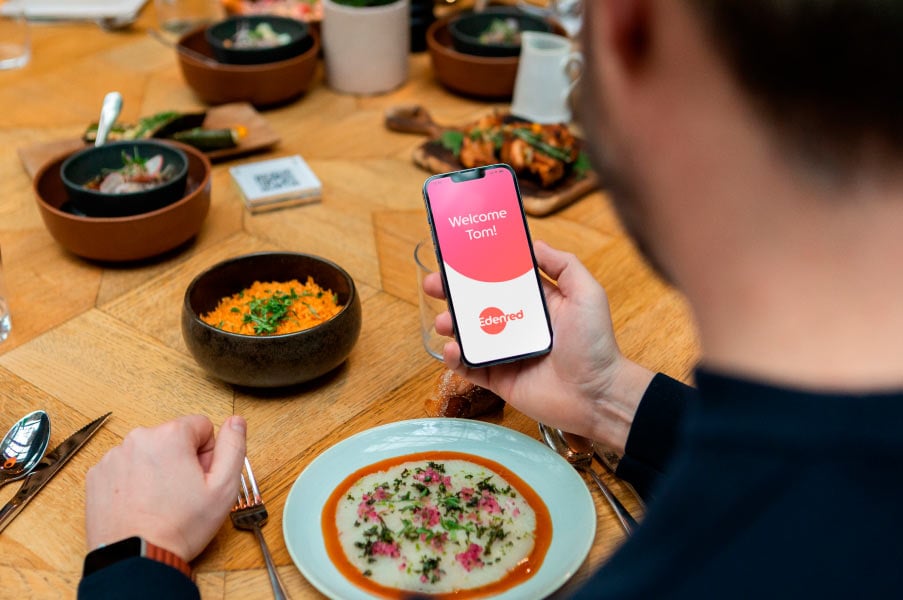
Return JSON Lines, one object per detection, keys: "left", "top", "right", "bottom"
{"left": 614, "top": 373, "right": 697, "bottom": 501}
{"left": 78, "top": 557, "right": 200, "bottom": 600}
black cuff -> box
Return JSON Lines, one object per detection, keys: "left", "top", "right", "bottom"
{"left": 78, "top": 556, "right": 199, "bottom": 600}
{"left": 617, "top": 373, "right": 698, "bottom": 499}
{"left": 614, "top": 454, "right": 663, "bottom": 502}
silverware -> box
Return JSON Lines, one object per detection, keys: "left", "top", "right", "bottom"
{"left": 0, "top": 410, "right": 51, "bottom": 489}
{"left": 0, "top": 412, "right": 111, "bottom": 534}
{"left": 231, "top": 457, "right": 291, "bottom": 600}
{"left": 94, "top": 92, "right": 123, "bottom": 147}
{"left": 594, "top": 446, "right": 646, "bottom": 510}
{"left": 539, "top": 422, "right": 638, "bottom": 535}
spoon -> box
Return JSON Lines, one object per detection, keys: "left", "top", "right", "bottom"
{"left": 539, "top": 422, "right": 638, "bottom": 535}
{"left": 94, "top": 91, "right": 123, "bottom": 147}
{"left": 0, "top": 410, "right": 51, "bottom": 489}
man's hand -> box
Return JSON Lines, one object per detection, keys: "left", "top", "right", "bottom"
{"left": 423, "top": 241, "right": 654, "bottom": 453}
{"left": 85, "top": 415, "right": 247, "bottom": 561}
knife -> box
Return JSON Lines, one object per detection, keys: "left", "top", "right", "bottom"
{"left": 0, "top": 412, "right": 111, "bottom": 534}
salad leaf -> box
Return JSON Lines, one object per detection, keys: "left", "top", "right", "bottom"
{"left": 573, "top": 151, "right": 592, "bottom": 179}
{"left": 438, "top": 130, "right": 464, "bottom": 157}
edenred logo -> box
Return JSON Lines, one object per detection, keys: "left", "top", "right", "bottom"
{"left": 479, "top": 307, "right": 525, "bottom": 334}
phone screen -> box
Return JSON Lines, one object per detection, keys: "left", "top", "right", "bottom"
{"left": 423, "top": 164, "right": 552, "bottom": 367}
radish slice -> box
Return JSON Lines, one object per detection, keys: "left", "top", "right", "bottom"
{"left": 143, "top": 155, "right": 163, "bottom": 177}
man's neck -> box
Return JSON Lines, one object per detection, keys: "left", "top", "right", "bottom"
{"left": 687, "top": 181, "right": 903, "bottom": 392}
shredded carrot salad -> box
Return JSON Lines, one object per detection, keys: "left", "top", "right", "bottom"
{"left": 201, "top": 278, "right": 343, "bottom": 335}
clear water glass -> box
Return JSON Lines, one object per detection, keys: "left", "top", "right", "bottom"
{"left": 415, "top": 238, "right": 447, "bottom": 361}
{"left": 0, "top": 247, "right": 9, "bottom": 342}
{"left": 0, "top": 7, "right": 31, "bottom": 70}
{"left": 0, "top": 297, "right": 9, "bottom": 342}
{"left": 154, "top": 0, "right": 224, "bottom": 37}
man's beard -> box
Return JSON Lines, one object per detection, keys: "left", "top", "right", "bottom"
{"left": 574, "top": 54, "right": 674, "bottom": 285}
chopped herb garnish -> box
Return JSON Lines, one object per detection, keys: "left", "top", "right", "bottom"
{"left": 302, "top": 301, "right": 319, "bottom": 317}
{"left": 342, "top": 459, "right": 533, "bottom": 588}
{"left": 242, "top": 289, "right": 299, "bottom": 334}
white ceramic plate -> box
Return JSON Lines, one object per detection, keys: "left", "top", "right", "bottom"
{"left": 1, "top": 0, "right": 147, "bottom": 20}
{"left": 283, "top": 418, "right": 596, "bottom": 600}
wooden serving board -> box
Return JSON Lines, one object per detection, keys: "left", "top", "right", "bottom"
{"left": 386, "top": 105, "right": 600, "bottom": 217}
{"left": 18, "top": 102, "right": 280, "bottom": 179}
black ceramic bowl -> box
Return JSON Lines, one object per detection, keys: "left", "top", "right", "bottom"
{"left": 60, "top": 140, "right": 189, "bottom": 218}
{"left": 448, "top": 7, "right": 551, "bottom": 57}
{"left": 205, "top": 15, "right": 311, "bottom": 65}
{"left": 182, "top": 252, "right": 362, "bottom": 388}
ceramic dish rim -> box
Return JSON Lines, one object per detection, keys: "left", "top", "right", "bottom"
{"left": 282, "top": 417, "right": 597, "bottom": 600}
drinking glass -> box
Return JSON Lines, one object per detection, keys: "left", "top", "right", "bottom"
{"left": 0, "top": 6, "right": 30, "bottom": 71}
{"left": 154, "top": 0, "right": 224, "bottom": 38}
{"left": 415, "top": 238, "right": 448, "bottom": 360}
{"left": 0, "top": 247, "right": 11, "bottom": 342}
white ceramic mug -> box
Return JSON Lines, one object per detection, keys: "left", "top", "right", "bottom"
{"left": 510, "top": 31, "right": 583, "bottom": 124}
{"left": 322, "top": 0, "right": 410, "bottom": 96}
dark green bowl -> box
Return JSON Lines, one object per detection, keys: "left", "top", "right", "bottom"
{"left": 182, "top": 252, "right": 362, "bottom": 388}
{"left": 205, "top": 15, "right": 311, "bottom": 65}
{"left": 448, "top": 7, "right": 551, "bottom": 57}
{"left": 60, "top": 140, "right": 189, "bottom": 218}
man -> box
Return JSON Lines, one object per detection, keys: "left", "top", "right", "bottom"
{"left": 79, "top": 1, "right": 903, "bottom": 598}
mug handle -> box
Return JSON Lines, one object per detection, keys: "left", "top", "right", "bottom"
{"left": 561, "top": 51, "right": 585, "bottom": 102}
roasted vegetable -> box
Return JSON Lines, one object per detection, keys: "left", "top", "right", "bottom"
{"left": 83, "top": 111, "right": 206, "bottom": 143}
{"left": 172, "top": 126, "right": 247, "bottom": 151}
{"left": 82, "top": 110, "right": 244, "bottom": 153}
{"left": 437, "top": 112, "right": 589, "bottom": 188}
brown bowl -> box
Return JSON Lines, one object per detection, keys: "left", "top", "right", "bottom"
{"left": 34, "top": 141, "right": 212, "bottom": 262}
{"left": 427, "top": 16, "right": 564, "bottom": 100}
{"left": 427, "top": 17, "right": 519, "bottom": 100}
{"left": 176, "top": 25, "right": 320, "bottom": 107}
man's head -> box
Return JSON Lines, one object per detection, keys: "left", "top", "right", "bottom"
{"left": 685, "top": 0, "right": 903, "bottom": 174}
{"left": 579, "top": 0, "right": 903, "bottom": 280}
{"left": 578, "top": 0, "right": 903, "bottom": 385}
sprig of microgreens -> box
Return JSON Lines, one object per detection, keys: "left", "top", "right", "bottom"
{"left": 242, "top": 289, "right": 299, "bottom": 334}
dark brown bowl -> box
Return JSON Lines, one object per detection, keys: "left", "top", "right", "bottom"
{"left": 176, "top": 25, "right": 320, "bottom": 107}
{"left": 448, "top": 7, "right": 551, "bottom": 58}
{"left": 60, "top": 140, "right": 189, "bottom": 218}
{"left": 427, "top": 17, "right": 519, "bottom": 100}
{"left": 427, "top": 16, "right": 564, "bottom": 100}
{"left": 33, "top": 141, "right": 212, "bottom": 262}
{"left": 205, "top": 15, "right": 311, "bottom": 65}
{"left": 182, "top": 252, "right": 362, "bottom": 388}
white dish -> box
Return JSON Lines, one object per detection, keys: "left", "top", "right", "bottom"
{"left": 283, "top": 418, "right": 596, "bottom": 600}
{"left": 1, "top": 0, "right": 147, "bottom": 20}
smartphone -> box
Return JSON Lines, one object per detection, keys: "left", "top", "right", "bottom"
{"left": 422, "top": 163, "right": 553, "bottom": 368}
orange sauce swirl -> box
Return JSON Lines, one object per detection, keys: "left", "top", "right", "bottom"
{"left": 321, "top": 450, "right": 553, "bottom": 599}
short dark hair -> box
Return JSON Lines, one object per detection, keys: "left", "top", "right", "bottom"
{"left": 688, "top": 0, "right": 903, "bottom": 172}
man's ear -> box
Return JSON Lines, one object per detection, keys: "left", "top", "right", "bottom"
{"left": 596, "top": 0, "right": 651, "bottom": 73}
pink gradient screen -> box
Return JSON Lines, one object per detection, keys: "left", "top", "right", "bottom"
{"left": 426, "top": 168, "right": 533, "bottom": 283}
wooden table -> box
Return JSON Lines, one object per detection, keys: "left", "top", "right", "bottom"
{"left": 0, "top": 7, "right": 698, "bottom": 599}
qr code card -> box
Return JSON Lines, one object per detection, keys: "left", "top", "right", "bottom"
{"left": 229, "top": 155, "right": 322, "bottom": 213}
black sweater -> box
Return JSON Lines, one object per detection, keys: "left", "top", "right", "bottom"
{"left": 573, "top": 369, "right": 903, "bottom": 599}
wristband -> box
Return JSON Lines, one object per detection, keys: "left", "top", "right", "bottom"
{"left": 83, "top": 536, "right": 192, "bottom": 580}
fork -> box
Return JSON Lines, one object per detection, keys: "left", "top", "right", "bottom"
{"left": 231, "top": 457, "right": 291, "bottom": 600}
